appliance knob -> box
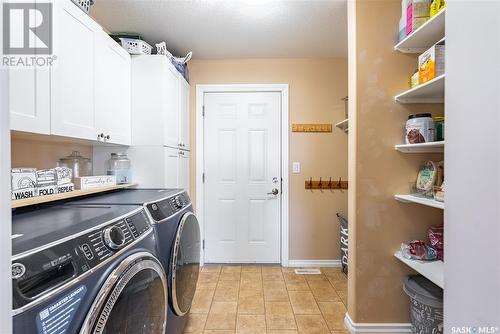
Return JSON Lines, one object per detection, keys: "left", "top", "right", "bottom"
{"left": 103, "top": 226, "right": 126, "bottom": 250}
{"left": 174, "top": 196, "right": 183, "bottom": 209}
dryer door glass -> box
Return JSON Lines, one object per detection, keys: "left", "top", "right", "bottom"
{"left": 170, "top": 212, "right": 201, "bottom": 316}
{"left": 83, "top": 255, "right": 168, "bottom": 333}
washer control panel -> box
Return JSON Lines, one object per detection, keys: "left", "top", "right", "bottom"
{"left": 11, "top": 209, "right": 152, "bottom": 310}
{"left": 146, "top": 191, "right": 191, "bottom": 222}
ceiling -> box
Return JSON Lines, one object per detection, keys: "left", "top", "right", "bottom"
{"left": 90, "top": 0, "right": 347, "bottom": 59}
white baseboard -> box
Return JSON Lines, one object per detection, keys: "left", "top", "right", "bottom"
{"left": 344, "top": 313, "right": 412, "bottom": 333}
{"left": 287, "top": 259, "right": 341, "bottom": 267}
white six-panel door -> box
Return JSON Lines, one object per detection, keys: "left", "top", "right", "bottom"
{"left": 204, "top": 92, "right": 281, "bottom": 263}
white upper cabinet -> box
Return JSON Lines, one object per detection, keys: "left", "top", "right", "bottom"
{"left": 131, "top": 55, "right": 187, "bottom": 149}
{"left": 9, "top": 66, "right": 50, "bottom": 134}
{"left": 164, "top": 67, "right": 180, "bottom": 148}
{"left": 50, "top": 0, "right": 100, "bottom": 140}
{"left": 178, "top": 76, "right": 190, "bottom": 150}
{"left": 95, "top": 33, "right": 131, "bottom": 145}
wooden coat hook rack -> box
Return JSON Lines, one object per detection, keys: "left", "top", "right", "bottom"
{"left": 305, "top": 177, "right": 348, "bottom": 190}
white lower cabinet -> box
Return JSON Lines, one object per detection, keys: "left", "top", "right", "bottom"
{"left": 178, "top": 150, "right": 190, "bottom": 192}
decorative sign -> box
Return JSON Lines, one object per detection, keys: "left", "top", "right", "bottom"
{"left": 292, "top": 124, "right": 332, "bottom": 133}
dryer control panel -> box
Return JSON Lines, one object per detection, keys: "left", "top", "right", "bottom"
{"left": 11, "top": 209, "right": 152, "bottom": 310}
{"left": 146, "top": 191, "right": 191, "bottom": 222}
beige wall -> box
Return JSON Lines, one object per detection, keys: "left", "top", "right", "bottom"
{"left": 11, "top": 135, "right": 93, "bottom": 170}
{"left": 348, "top": 0, "right": 444, "bottom": 323}
{"left": 189, "top": 58, "right": 348, "bottom": 260}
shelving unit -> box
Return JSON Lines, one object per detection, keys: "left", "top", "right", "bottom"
{"left": 394, "top": 9, "right": 446, "bottom": 53}
{"left": 394, "top": 8, "right": 446, "bottom": 289}
{"left": 395, "top": 74, "right": 445, "bottom": 104}
{"left": 394, "top": 194, "right": 444, "bottom": 210}
{"left": 335, "top": 119, "right": 349, "bottom": 133}
{"left": 395, "top": 141, "right": 444, "bottom": 153}
{"left": 395, "top": 252, "right": 444, "bottom": 288}
{"left": 12, "top": 183, "right": 138, "bottom": 208}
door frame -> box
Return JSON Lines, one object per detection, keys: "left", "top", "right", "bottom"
{"left": 195, "top": 84, "right": 289, "bottom": 267}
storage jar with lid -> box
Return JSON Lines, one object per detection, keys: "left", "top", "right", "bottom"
{"left": 57, "top": 151, "right": 93, "bottom": 179}
{"left": 405, "top": 113, "right": 435, "bottom": 144}
{"left": 107, "top": 153, "right": 132, "bottom": 184}
{"left": 434, "top": 116, "right": 445, "bottom": 141}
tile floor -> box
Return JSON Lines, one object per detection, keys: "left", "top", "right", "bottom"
{"left": 185, "top": 265, "right": 348, "bottom": 334}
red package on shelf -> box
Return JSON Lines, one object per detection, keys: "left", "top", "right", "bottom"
{"left": 428, "top": 225, "right": 444, "bottom": 260}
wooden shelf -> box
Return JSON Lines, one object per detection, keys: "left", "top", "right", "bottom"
{"left": 395, "top": 194, "right": 444, "bottom": 210}
{"left": 12, "top": 183, "right": 138, "bottom": 208}
{"left": 395, "top": 141, "right": 444, "bottom": 153}
{"left": 335, "top": 119, "right": 348, "bottom": 132}
{"left": 395, "top": 74, "right": 445, "bottom": 104}
{"left": 395, "top": 9, "right": 446, "bottom": 53}
{"left": 395, "top": 251, "right": 444, "bottom": 288}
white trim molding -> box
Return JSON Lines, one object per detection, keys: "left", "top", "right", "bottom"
{"left": 344, "top": 313, "right": 412, "bottom": 334}
{"left": 288, "top": 260, "right": 341, "bottom": 268}
{"left": 195, "top": 84, "right": 290, "bottom": 267}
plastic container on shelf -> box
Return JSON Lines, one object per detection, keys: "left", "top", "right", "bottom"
{"left": 406, "top": 113, "right": 435, "bottom": 144}
{"left": 71, "top": 0, "right": 94, "bottom": 14}
{"left": 403, "top": 275, "right": 444, "bottom": 334}
{"left": 107, "top": 153, "right": 132, "bottom": 184}
{"left": 119, "top": 38, "right": 152, "bottom": 55}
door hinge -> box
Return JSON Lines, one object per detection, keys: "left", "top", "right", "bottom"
{"left": 202, "top": 240, "right": 205, "bottom": 249}
{"left": 202, "top": 106, "right": 205, "bottom": 116}
{"left": 202, "top": 173, "right": 205, "bottom": 183}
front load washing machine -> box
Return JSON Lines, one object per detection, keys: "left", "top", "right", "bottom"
{"left": 12, "top": 204, "right": 168, "bottom": 334}
{"left": 66, "top": 189, "right": 201, "bottom": 334}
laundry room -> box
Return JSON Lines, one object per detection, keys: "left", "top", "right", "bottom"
{"left": 1, "top": 0, "right": 500, "bottom": 334}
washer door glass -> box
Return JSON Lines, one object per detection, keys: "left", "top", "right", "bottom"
{"left": 83, "top": 254, "right": 167, "bottom": 334}
{"left": 170, "top": 212, "right": 201, "bottom": 316}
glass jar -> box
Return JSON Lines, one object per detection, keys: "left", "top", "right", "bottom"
{"left": 107, "top": 153, "right": 132, "bottom": 184}
{"left": 57, "top": 151, "right": 93, "bottom": 179}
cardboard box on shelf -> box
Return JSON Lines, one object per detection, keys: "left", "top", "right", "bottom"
{"left": 11, "top": 168, "right": 37, "bottom": 191}
{"left": 75, "top": 175, "right": 117, "bottom": 190}
{"left": 55, "top": 167, "right": 73, "bottom": 185}
{"left": 419, "top": 43, "right": 445, "bottom": 84}
{"left": 406, "top": 0, "right": 430, "bottom": 35}
{"left": 36, "top": 169, "right": 57, "bottom": 187}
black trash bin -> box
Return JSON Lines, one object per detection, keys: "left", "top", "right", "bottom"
{"left": 336, "top": 213, "right": 348, "bottom": 275}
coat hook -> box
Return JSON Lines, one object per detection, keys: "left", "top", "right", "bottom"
{"left": 328, "top": 177, "right": 333, "bottom": 189}
{"left": 309, "top": 177, "right": 313, "bottom": 189}
{"left": 318, "top": 177, "right": 322, "bottom": 189}
{"left": 338, "top": 177, "right": 342, "bottom": 188}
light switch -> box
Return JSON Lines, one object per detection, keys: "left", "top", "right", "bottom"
{"left": 292, "top": 162, "right": 301, "bottom": 174}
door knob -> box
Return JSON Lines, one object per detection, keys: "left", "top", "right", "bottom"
{"left": 267, "top": 188, "right": 279, "bottom": 196}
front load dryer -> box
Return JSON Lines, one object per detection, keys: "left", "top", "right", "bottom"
{"left": 65, "top": 189, "right": 201, "bottom": 334}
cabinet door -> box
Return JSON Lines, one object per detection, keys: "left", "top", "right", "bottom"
{"left": 50, "top": 0, "right": 98, "bottom": 140}
{"left": 164, "top": 66, "right": 180, "bottom": 148}
{"left": 179, "top": 77, "right": 190, "bottom": 150}
{"left": 178, "top": 150, "right": 190, "bottom": 192}
{"left": 95, "top": 33, "right": 131, "bottom": 145}
{"left": 165, "top": 146, "right": 180, "bottom": 188}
